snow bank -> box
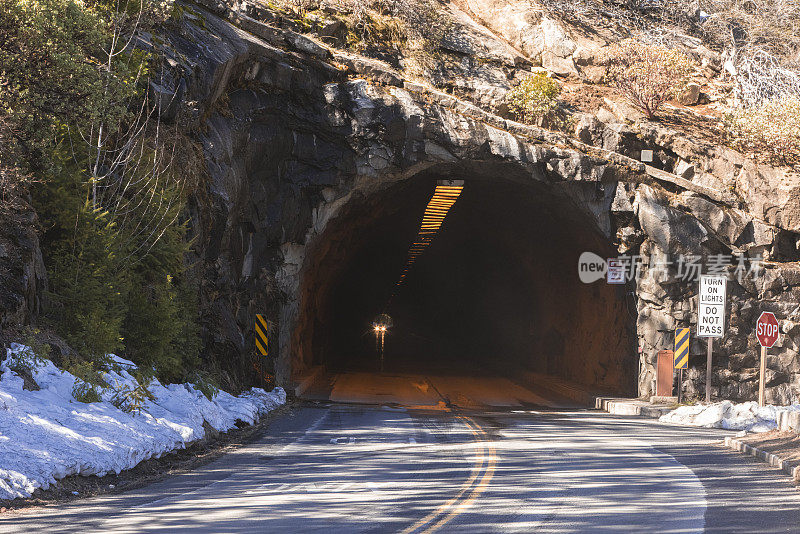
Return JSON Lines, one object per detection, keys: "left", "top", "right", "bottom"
{"left": 0, "top": 344, "right": 285, "bottom": 501}
{"left": 659, "top": 400, "right": 800, "bottom": 432}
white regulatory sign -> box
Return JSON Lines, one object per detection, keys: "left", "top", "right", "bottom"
{"left": 697, "top": 275, "right": 727, "bottom": 338}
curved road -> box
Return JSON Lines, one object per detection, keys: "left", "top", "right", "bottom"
{"left": 3, "top": 401, "right": 800, "bottom": 533}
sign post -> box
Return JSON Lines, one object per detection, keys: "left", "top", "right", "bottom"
{"left": 755, "top": 311, "right": 780, "bottom": 407}
{"left": 674, "top": 328, "right": 690, "bottom": 403}
{"left": 697, "top": 275, "right": 727, "bottom": 402}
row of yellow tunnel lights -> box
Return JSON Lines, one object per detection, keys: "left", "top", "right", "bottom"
{"left": 377, "top": 180, "right": 464, "bottom": 353}
{"left": 396, "top": 180, "right": 465, "bottom": 287}
{"left": 379, "top": 180, "right": 464, "bottom": 345}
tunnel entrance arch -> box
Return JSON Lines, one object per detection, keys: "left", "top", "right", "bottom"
{"left": 278, "top": 160, "right": 637, "bottom": 399}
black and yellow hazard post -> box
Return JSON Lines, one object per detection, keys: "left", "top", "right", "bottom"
{"left": 255, "top": 314, "right": 269, "bottom": 357}
{"left": 674, "top": 327, "right": 690, "bottom": 403}
{"left": 254, "top": 314, "right": 269, "bottom": 388}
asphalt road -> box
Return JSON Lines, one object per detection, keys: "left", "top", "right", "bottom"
{"left": 3, "top": 398, "right": 800, "bottom": 533}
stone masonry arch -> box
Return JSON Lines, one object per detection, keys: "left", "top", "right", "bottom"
{"left": 277, "top": 156, "right": 637, "bottom": 395}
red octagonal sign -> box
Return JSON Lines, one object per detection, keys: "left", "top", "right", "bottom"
{"left": 756, "top": 312, "right": 780, "bottom": 348}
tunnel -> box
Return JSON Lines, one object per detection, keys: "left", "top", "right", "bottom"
{"left": 290, "top": 163, "right": 637, "bottom": 404}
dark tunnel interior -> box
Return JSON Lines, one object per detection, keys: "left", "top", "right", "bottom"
{"left": 293, "top": 171, "right": 637, "bottom": 395}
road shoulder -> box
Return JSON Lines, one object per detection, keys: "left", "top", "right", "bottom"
{"left": 594, "top": 396, "right": 800, "bottom": 486}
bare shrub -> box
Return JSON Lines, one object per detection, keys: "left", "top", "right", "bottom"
{"left": 348, "top": 9, "right": 407, "bottom": 50}
{"left": 335, "top": 0, "right": 453, "bottom": 53}
{"left": 725, "top": 96, "right": 800, "bottom": 166}
{"left": 733, "top": 49, "right": 800, "bottom": 106}
{"left": 537, "top": 0, "right": 689, "bottom": 46}
{"left": 605, "top": 39, "right": 694, "bottom": 119}
{"left": 286, "top": 0, "right": 320, "bottom": 17}
{"left": 538, "top": 0, "right": 800, "bottom": 111}
{"left": 634, "top": 1, "right": 800, "bottom": 104}
{"left": 698, "top": 0, "right": 800, "bottom": 57}
{"left": 694, "top": 1, "right": 800, "bottom": 104}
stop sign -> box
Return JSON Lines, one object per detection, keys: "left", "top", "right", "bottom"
{"left": 756, "top": 312, "right": 780, "bottom": 348}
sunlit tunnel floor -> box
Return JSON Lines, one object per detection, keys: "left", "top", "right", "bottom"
{"left": 297, "top": 370, "right": 582, "bottom": 410}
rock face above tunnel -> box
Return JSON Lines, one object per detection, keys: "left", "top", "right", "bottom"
{"left": 151, "top": 1, "right": 800, "bottom": 404}
{"left": 155, "top": 2, "right": 631, "bottom": 387}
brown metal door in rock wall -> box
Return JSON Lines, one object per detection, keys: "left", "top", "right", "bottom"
{"left": 656, "top": 350, "right": 674, "bottom": 397}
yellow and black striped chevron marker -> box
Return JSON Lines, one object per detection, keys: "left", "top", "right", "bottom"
{"left": 255, "top": 314, "right": 269, "bottom": 356}
{"left": 674, "top": 327, "right": 689, "bottom": 369}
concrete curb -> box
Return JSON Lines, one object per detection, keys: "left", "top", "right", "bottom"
{"left": 594, "top": 397, "right": 673, "bottom": 419}
{"left": 724, "top": 436, "right": 800, "bottom": 482}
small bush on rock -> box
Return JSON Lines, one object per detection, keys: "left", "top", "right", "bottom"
{"left": 605, "top": 39, "right": 693, "bottom": 119}
{"left": 725, "top": 96, "right": 800, "bottom": 166}
{"left": 505, "top": 72, "right": 562, "bottom": 126}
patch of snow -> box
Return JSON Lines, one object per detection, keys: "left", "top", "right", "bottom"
{"left": 659, "top": 399, "right": 800, "bottom": 433}
{"left": 0, "top": 344, "right": 285, "bottom": 501}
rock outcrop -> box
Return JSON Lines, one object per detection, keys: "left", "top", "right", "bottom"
{"left": 0, "top": 199, "right": 47, "bottom": 336}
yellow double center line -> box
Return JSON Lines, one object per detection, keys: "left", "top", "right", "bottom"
{"left": 401, "top": 416, "right": 496, "bottom": 534}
